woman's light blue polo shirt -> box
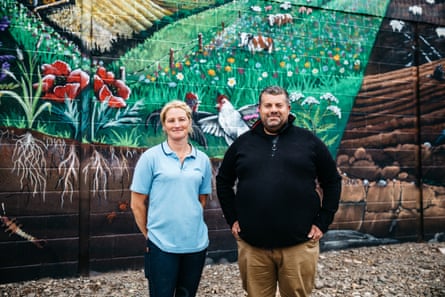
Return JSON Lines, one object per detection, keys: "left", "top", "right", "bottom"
{"left": 130, "top": 141, "right": 212, "bottom": 253}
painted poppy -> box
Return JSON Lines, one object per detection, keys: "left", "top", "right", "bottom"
{"left": 35, "top": 60, "right": 89, "bottom": 102}
{"left": 93, "top": 66, "right": 131, "bottom": 108}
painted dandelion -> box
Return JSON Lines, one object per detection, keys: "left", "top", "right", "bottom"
{"left": 0, "top": 48, "right": 51, "bottom": 200}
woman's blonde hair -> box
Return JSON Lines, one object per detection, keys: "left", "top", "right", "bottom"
{"left": 160, "top": 100, "right": 193, "bottom": 133}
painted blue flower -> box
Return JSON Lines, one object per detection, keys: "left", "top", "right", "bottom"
{"left": 0, "top": 16, "right": 10, "bottom": 31}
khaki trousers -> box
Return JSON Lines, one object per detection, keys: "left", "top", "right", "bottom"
{"left": 237, "top": 238, "right": 319, "bottom": 297}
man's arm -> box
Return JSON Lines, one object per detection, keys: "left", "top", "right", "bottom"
{"left": 216, "top": 166, "right": 238, "bottom": 227}
{"left": 130, "top": 192, "right": 148, "bottom": 239}
{"left": 216, "top": 142, "right": 239, "bottom": 227}
{"left": 314, "top": 138, "right": 342, "bottom": 232}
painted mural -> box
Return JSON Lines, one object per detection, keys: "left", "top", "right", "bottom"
{"left": 0, "top": 0, "right": 444, "bottom": 282}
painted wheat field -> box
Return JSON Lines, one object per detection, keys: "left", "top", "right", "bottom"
{"left": 45, "top": 0, "right": 216, "bottom": 51}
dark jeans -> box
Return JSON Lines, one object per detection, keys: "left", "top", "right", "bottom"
{"left": 145, "top": 239, "right": 207, "bottom": 297}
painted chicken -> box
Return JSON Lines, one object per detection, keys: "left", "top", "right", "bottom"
{"left": 145, "top": 92, "right": 211, "bottom": 148}
{"left": 198, "top": 94, "right": 259, "bottom": 145}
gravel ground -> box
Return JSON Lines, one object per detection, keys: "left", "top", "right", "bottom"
{"left": 1, "top": 242, "right": 444, "bottom": 297}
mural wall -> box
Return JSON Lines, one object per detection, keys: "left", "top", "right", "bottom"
{"left": 0, "top": 0, "right": 444, "bottom": 282}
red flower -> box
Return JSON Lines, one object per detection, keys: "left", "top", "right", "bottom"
{"left": 93, "top": 66, "right": 130, "bottom": 108}
{"left": 35, "top": 60, "right": 89, "bottom": 102}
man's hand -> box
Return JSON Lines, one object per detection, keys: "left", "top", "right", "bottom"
{"left": 231, "top": 221, "right": 241, "bottom": 240}
{"left": 307, "top": 225, "right": 323, "bottom": 241}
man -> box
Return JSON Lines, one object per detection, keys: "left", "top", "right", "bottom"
{"left": 216, "top": 85, "right": 342, "bottom": 297}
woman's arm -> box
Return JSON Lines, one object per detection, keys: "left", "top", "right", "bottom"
{"left": 199, "top": 194, "right": 208, "bottom": 209}
{"left": 130, "top": 192, "right": 149, "bottom": 239}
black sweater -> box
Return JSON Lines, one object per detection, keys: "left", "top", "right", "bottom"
{"left": 216, "top": 117, "right": 342, "bottom": 248}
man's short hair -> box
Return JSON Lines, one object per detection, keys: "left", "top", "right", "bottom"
{"left": 259, "top": 86, "right": 290, "bottom": 104}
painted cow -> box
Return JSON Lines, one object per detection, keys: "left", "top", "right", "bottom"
{"left": 239, "top": 32, "right": 274, "bottom": 54}
{"left": 268, "top": 13, "right": 293, "bottom": 27}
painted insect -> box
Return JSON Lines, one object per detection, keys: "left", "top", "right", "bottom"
{"left": 1, "top": 203, "right": 45, "bottom": 248}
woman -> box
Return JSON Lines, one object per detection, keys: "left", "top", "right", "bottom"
{"left": 130, "top": 100, "right": 212, "bottom": 297}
